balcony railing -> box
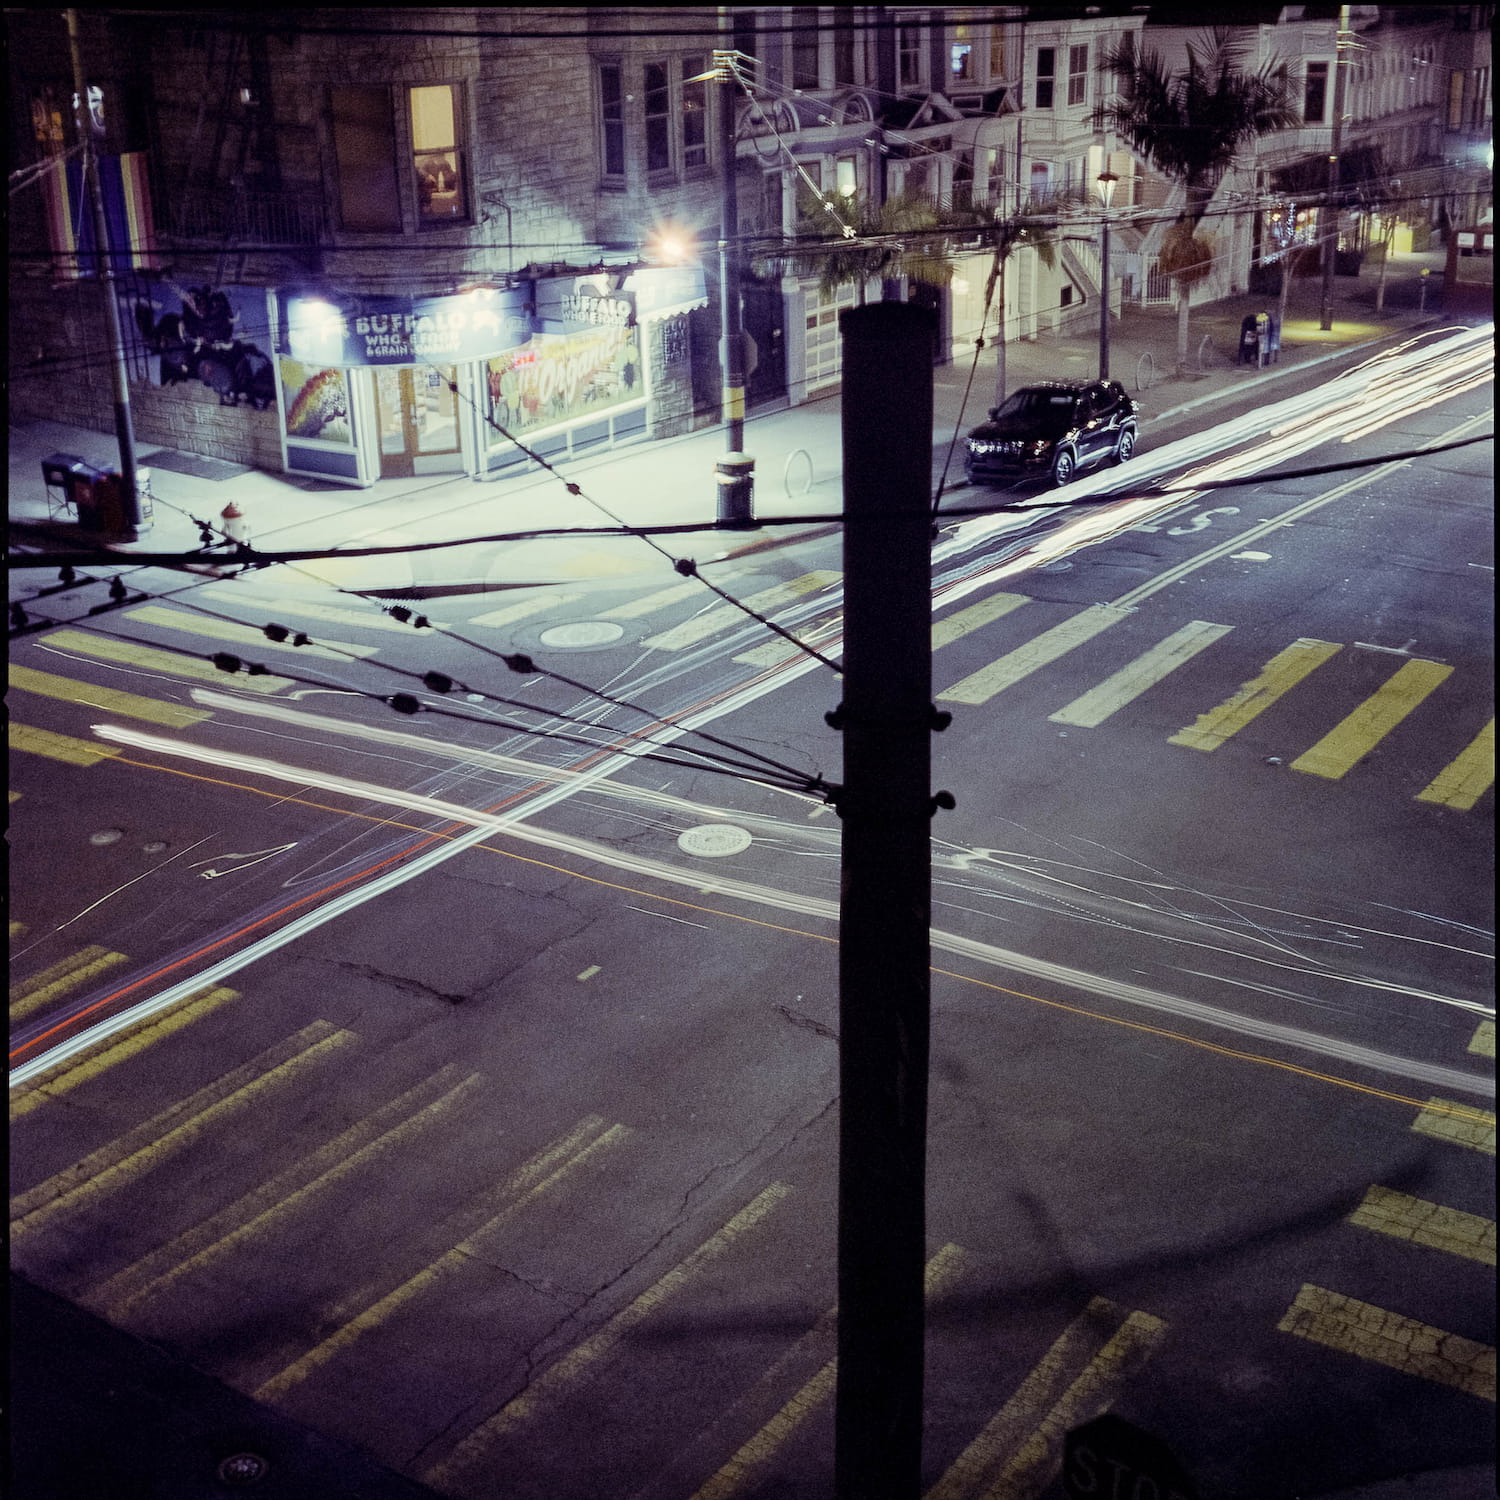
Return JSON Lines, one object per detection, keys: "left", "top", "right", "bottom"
{"left": 162, "top": 185, "right": 325, "bottom": 247}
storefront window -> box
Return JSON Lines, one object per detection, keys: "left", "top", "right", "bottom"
{"left": 485, "top": 324, "right": 641, "bottom": 444}
{"left": 280, "top": 360, "right": 351, "bottom": 443}
{"left": 414, "top": 364, "right": 459, "bottom": 451}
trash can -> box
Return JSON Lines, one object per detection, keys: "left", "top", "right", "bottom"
{"left": 715, "top": 453, "right": 756, "bottom": 528}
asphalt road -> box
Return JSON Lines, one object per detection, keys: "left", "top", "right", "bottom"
{"left": 9, "top": 326, "right": 1494, "bottom": 1500}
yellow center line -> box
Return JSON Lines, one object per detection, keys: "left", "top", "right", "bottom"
{"left": 1290, "top": 658, "right": 1453, "bottom": 780}
{"left": 938, "top": 605, "right": 1130, "bottom": 707}
{"left": 1417, "top": 718, "right": 1494, "bottom": 811}
{"left": 1050, "top": 620, "right": 1232, "bottom": 728}
{"left": 1168, "top": 638, "right": 1341, "bottom": 752}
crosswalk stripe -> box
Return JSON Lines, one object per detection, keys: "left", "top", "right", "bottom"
{"left": 468, "top": 592, "right": 583, "bottom": 627}
{"left": 89, "top": 1064, "right": 482, "bottom": 1322}
{"left": 10, "top": 663, "right": 212, "bottom": 729}
{"left": 1416, "top": 718, "right": 1494, "bottom": 811}
{"left": 601, "top": 580, "right": 715, "bottom": 620}
{"left": 932, "top": 593, "right": 1032, "bottom": 649}
{"left": 124, "top": 605, "right": 379, "bottom": 661}
{"left": 254, "top": 1119, "right": 630, "bottom": 1404}
{"left": 8, "top": 790, "right": 20, "bottom": 803}
{"left": 1411, "top": 1098, "right": 1496, "bottom": 1155}
{"left": 10, "top": 1022, "right": 354, "bottom": 1240}
{"left": 10, "top": 987, "right": 237, "bottom": 1121}
{"left": 926, "top": 1298, "right": 1167, "bottom": 1500}
{"left": 1290, "top": 659, "right": 1453, "bottom": 780}
{"left": 1469, "top": 1021, "right": 1495, "bottom": 1059}
{"left": 643, "top": 573, "right": 841, "bottom": 652}
{"left": 1168, "top": 638, "right": 1342, "bottom": 752}
{"left": 9, "top": 722, "right": 121, "bottom": 768}
{"left": 689, "top": 1245, "right": 967, "bottom": 1500}
{"left": 425, "top": 1182, "right": 792, "bottom": 1488}
{"left": 1347, "top": 1186, "right": 1496, "bottom": 1266}
{"left": 1277, "top": 1284, "right": 1496, "bottom": 1401}
{"left": 10, "top": 946, "right": 129, "bottom": 1023}
{"left": 39, "top": 630, "right": 292, "bottom": 693}
{"left": 1049, "top": 621, "right": 1233, "bottom": 729}
{"left": 9, "top": 921, "right": 26, "bottom": 941}
{"left": 201, "top": 591, "right": 447, "bottom": 634}
{"left": 938, "top": 605, "right": 1131, "bottom": 707}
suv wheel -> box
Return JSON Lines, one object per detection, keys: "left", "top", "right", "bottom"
{"left": 1050, "top": 447, "right": 1077, "bottom": 487}
{"left": 1113, "top": 427, "right": 1136, "bottom": 465}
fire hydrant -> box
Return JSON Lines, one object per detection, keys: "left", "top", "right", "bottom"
{"left": 220, "top": 500, "right": 251, "bottom": 547}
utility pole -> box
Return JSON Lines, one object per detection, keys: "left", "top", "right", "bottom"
{"left": 833, "top": 300, "right": 945, "bottom": 1500}
{"left": 66, "top": 7, "right": 141, "bottom": 540}
{"left": 714, "top": 8, "right": 754, "bottom": 527}
{"left": 1318, "top": 4, "right": 1351, "bottom": 332}
{"left": 1097, "top": 171, "right": 1119, "bottom": 380}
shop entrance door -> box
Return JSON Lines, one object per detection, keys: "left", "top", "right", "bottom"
{"left": 373, "top": 364, "right": 461, "bottom": 477}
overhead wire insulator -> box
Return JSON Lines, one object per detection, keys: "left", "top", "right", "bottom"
{"left": 501, "top": 652, "right": 539, "bottom": 675}
{"left": 388, "top": 694, "right": 420, "bottom": 715}
{"left": 422, "top": 671, "right": 454, "bottom": 695}
{"left": 263, "top": 624, "right": 290, "bottom": 642}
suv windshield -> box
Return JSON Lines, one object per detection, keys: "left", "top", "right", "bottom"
{"left": 993, "top": 389, "right": 1079, "bottom": 423}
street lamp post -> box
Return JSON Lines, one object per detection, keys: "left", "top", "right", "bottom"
{"left": 1096, "top": 171, "right": 1119, "bottom": 381}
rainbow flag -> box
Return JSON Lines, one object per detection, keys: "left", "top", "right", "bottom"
{"left": 39, "top": 150, "right": 159, "bottom": 280}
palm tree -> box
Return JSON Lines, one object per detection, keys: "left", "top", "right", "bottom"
{"left": 1091, "top": 28, "right": 1298, "bottom": 370}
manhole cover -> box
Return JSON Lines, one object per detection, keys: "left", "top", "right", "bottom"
{"left": 216, "top": 1452, "right": 270, "bottom": 1486}
{"left": 90, "top": 828, "right": 124, "bottom": 846}
{"left": 677, "top": 824, "right": 753, "bottom": 858}
{"left": 538, "top": 621, "right": 625, "bottom": 648}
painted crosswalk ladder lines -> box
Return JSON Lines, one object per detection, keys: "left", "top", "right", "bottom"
{"left": 9, "top": 721, "right": 122, "bottom": 768}
{"left": 937, "top": 605, "right": 1132, "bottom": 707}
{"left": 931, "top": 594, "right": 1032, "bottom": 650}
{"left": 425, "top": 1181, "right": 792, "bottom": 1489}
{"left": 1411, "top": 1098, "right": 1496, "bottom": 1156}
{"left": 123, "top": 604, "right": 380, "bottom": 661}
{"left": 1168, "top": 638, "right": 1342, "bottom": 752}
{"left": 201, "top": 590, "right": 449, "bottom": 635}
{"left": 10, "top": 944, "right": 129, "bottom": 1025}
{"left": 1049, "top": 621, "right": 1233, "bottom": 729}
{"left": 1347, "top": 1186, "right": 1496, "bottom": 1267}
{"left": 1417, "top": 717, "right": 1494, "bottom": 811}
{"left": 1468, "top": 1021, "right": 1495, "bottom": 1059}
{"left": 9, "top": 664, "right": 212, "bottom": 729}
{"left": 468, "top": 591, "right": 584, "bottom": 628}
{"left": 10, "top": 986, "right": 238, "bottom": 1122}
{"left": 39, "top": 629, "right": 293, "bottom": 693}
{"left": 684, "top": 1245, "right": 967, "bottom": 1500}
{"left": 1277, "top": 1284, "right": 1495, "bottom": 1402}
{"left": 1290, "top": 658, "right": 1454, "bottom": 780}
{"left": 88, "top": 1063, "right": 483, "bottom": 1323}
{"left": 926, "top": 1297, "right": 1168, "bottom": 1500}
{"left": 602, "top": 579, "right": 724, "bottom": 621}
{"left": 10, "top": 1022, "right": 355, "bottom": 1242}
{"left": 642, "top": 572, "right": 842, "bottom": 652}
{"left": 253, "top": 1116, "right": 631, "bottom": 1404}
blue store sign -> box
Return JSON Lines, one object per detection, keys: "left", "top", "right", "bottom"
{"left": 279, "top": 286, "right": 531, "bottom": 366}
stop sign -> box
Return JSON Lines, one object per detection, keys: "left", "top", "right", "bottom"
{"left": 1063, "top": 1414, "right": 1199, "bottom": 1500}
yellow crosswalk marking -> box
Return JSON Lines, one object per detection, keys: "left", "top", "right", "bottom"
{"left": 601, "top": 580, "right": 711, "bottom": 620}
{"left": 1050, "top": 620, "right": 1233, "bottom": 728}
{"left": 469, "top": 592, "right": 583, "bottom": 627}
{"left": 90, "top": 1065, "right": 482, "bottom": 1321}
{"left": 9, "top": 921, "right": 26, "bottom": 941}
{"left": 10, "top": 663, "right": 211, "bottom": 729}
{"left": 426, "top": 1182, "right": 792, "bottom": 1488}
{"left": 1412, "top": 1098, "right": 1496, "bottom": 1155}
{"left": 8, "top": 790, "right": 21, "bottom": 803}
{"left": 1290, "top": 658, "right": 1453, "bottom": 780}
{"left": 202, "top": 592, "right": 447, "bottom": 634}
{"left": 124, "top": 605, "right": 379, "bottom": 661}
{"left": 9, "top": 722, "right": 121, "bottom": 768}
{"left": 1469, "top": 1021, "right": 1495, "bottom": 1059}
{"left": 1278, "top": 1284, "right": 1495, "bottom": 1401}
{"left": 10, "top": 987, "right": 237, "bottom": 1121}
{"left": 928, "top": 1298, "right": 1168, "bottom": 1500}
{"left": 932, "top": 593, "right": 1032, "bottom": 649}
{"left": 39, "top": 630, "right": 292, "bottom": 693}
{"left": 1348, "top": 1187, "right": 1496, "bottom": 1266}
{"left": 690, "top": 1245, "right": 966, "bottom": 1500}
{"left": 254, "top": 1118, "right": 630, "bottom": 1403}
{"left": 643, "top": 573, "right": 841, "bottom": 652}
{"left": 1168, "top": 638, "right": 1341, "bottom": 752}
{"left": 10, "top": 945, "right": 129, "bottom": 1023}
{"left": 1417, "top": 718, "right": 1494, "bottom": 811}
{"left": 938, "top": 605, "right": 1130, "bottom": 707}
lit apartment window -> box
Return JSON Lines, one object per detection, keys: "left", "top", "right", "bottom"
{"left": 682, "top": 56, "right": 708, "bottom": 169}
{"left": 411, "top": 84, "right": 467, "bottom": 224}
{"left": 988, "top": 27, "right": 1005, "bottom": 81}
{"left": 645, "top": 62, "right": 671, "bottom": 172}
{"left": 599, "top": 63, "right": 625, "bottom": 178}
{"left": 1035, "top": 47, "right": 1056, "bottom": 109}
{"left": 836, "top": 155, "right": 857, "bottom": 197}
{"left": 1067, "top": 44, "right": 1089, "bottom": 107}
{"left": 1303, "top": 62, "right": 1329, "bottom": 124}
{"left": 951, "top": 25, "right": 974, "bottom": 83}
{"left": 331, "top": 85, "right": 401, "bottom": 231}
{"left": 898, "top": 21, "right": 924, "bottom": 90}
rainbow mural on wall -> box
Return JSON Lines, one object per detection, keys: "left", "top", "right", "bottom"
{"left": 40, "top": 150, "right": 159, "bottom": 280}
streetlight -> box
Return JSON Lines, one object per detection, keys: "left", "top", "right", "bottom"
{"left": 1096, "top": 171, "right": 1119, "bottom": 381}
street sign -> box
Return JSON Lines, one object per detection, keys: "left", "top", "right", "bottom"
{"left": 1063, "top": 1414, "right": 1200, "bottom": 1500}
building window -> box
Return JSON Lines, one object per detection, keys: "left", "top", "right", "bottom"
{"left": 331, "top": 85, "right": 401, "bottom": 231}
{"left": 836, "top": 155, "right": 857, "bottom": 198}
{"left": 1035, "top": 47, "right": 1055, "bottom": 109}
{"left": 682, "top": 56, "right": 708, "bottom": 169}
{"left": 898, "top": 20, "right": 924, "bottom": 90}
{"left": 952, "top": 149, "right": 973, "bottom": 210}
{"left": 1303, "top": 61, "right": 1329, "bottom": 124}
{"left": 793, "top": 19, "right": 820, "bottom": 89}
{"left": 645, "top": 62, "right": 671, "bottom": 172}
{"left": 1067, "top": 44, "right": 1088, "bottom": 107}
{"left": 599, "top": 63, "right": 625, "bottom": 178}
{"left": 988, "top": 27, "right": 1005, "bottom": 82}
{"left": 1030, "top": 161, "right": 1051, "bottom": 198}
{"left": 951, "top": 24, "right": 974, "bottom": 83}
{"left": 1447, "top": 69, "right": 1465, "bottom": 130}
{"left": 987, "top": 145, "right": 1006, "bottom": 204}
{"left": 411, "top": 84, "right": 467, "bottom": 224}
{"left": 764, "top": 170, "right": 784, "bottom": 232}
{"left": 834, "top": 17, "right": 855, "bottom": 85}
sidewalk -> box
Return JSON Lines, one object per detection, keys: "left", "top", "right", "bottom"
{"left": 9, "top": 250, "right": 1462, "bottom": 599}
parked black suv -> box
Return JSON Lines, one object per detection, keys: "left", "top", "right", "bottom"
{"left": 964, "top": 379, "right": 1140, "bottom": 488}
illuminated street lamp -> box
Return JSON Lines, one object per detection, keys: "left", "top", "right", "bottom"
{"left": 1096, "top": 171, "right": 1119, "bottom": 380}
